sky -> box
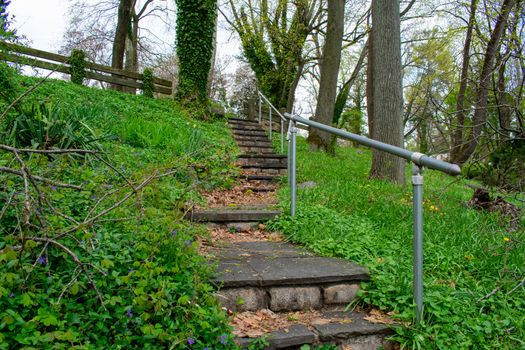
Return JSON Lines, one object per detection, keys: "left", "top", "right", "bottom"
{"left": 9, "top": 1, "right": 241, "bottom": 69}
{"left": 10, "top": 0, "right": 68, "bottom": 51}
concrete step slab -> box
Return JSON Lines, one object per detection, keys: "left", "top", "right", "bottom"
{"left": 188, "top": 208, "right": 281, "bottom": 223}
{"left": 234, "top": 135, "right": 271, "bottom": 142}
{"left": 240, "top": 163, "right": 287, "bottom": 169}
{"left": 242, "top": 174, "right": 281, "bottom": 182}
{"left": 236, "top": 140, "right": 273, "bottom": 147}
{"left": 228, "top": 118, "right": 259, "bottom": 124}
{"left": 239, "top": 154, "right": 287, "bottom": 160}
{"left": 211, "top": 242, "right": 369, "bottom": 288}
{"left": 229, "top": 124, "right": 266, "bottom": 131}
{"left": 232, "top": 129, "right": 268, "bottom": 136}
{"left": 235, "top": 308, "right": 394, "bottom": 350}
{"left": 239, "top": 147, "right": 277, "bottom": 154}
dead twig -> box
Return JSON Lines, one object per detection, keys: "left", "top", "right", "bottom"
{"left": 508, "top": 276, "right": 525, "bottom": 295}
{"left": 28, "top": 236, "right": 107, "bottom": 310}
{"left": 0, "top": 69, "right": 55, "bottom": 122}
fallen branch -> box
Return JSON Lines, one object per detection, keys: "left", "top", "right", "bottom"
{"left": 0, "top": 144, "right": 99, "bottom": 155}
{"left": 0, "top": 166, "right": 83, "bottom": 190}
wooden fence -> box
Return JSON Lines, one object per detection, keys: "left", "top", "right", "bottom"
{"left": 0, "top": 43, "right": 173, "bottom": 95}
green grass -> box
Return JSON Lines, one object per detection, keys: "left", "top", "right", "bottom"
{"left": 269, "top": 137, "right": 525, "bottom": 349}
{"left": 0, "top": 77, "right": 240, "bottom": 348}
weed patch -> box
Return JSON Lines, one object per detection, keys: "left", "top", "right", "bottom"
{"left": 270, "top": 138, "right": 524, "bottom": 349}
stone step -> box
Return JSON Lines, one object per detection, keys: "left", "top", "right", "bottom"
{"left": 239, "top": 153, "right": 287, "bottom": 160}
{"left": 235, "top": 308, "right": 394, "bottom": 350}
{"left": 232, "top": 129, "right": 268, "bottom": 137}
{"left": 236, "top": 139, "right": 273, "bottom": 146}
{"left": 240, "top": 163, "right": 287, "bottom": 170}
{"left": 228, "top": 118, "right": 259, "bottom": 124}
{"left": 239, "top": 146, "right": 276, "bottom": 154}
{"left": 234, "top": 135, "right": 271, "bottom": 142}
{"left": 210, "top": 241, "right": 369, "bottom": 312}
{"left": 237, "top": 158, "right": 287, "bottom": 167}
{"left": 229, "top": 124, "right": 266, "bottom": 131}
{"left": 243, "top": 168, "right": 287, "bottom": 176}
{"left": 188, "top": 208, "right": 281, "bottom": 223}
{"left": 242, "top": 174, "right": 281, "bottom": 182}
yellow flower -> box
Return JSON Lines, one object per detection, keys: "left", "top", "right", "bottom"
{"left": 503, "top": 237, "right": 510, "bottom": 242}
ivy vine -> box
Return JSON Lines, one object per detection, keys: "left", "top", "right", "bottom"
{"left": 69, "top": 49, "right": 86, "bottom": 86}
{"left": 175, "top": 0, "right": 216, "bottom": 104}
{"left": 142, "top": 68, "right": 154, "bottom": 98}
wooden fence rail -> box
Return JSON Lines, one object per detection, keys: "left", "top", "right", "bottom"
{"left": 0, "top": 42, "right": 173, "bottom": 95}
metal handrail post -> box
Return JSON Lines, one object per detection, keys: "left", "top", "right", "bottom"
{"left": 269, "top": 108, "right": 272, "bottom": 141}
{"left": 412, "top": 166, "right": 424, "bottom": 324}
{"left": 280, "top": 119, "right": 284, "bottom": 154}
{"left": 290, "top": 122, "right": 297, "bottom": 217}
{"left": 258, "top": 95, "right": 262, "bottom": 124}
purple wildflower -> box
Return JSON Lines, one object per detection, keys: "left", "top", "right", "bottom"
{"left": 126, "top": 308, "right": 133, "bottom": 318}
{"left": 37, "top": 256, "right": 47, "bottom": 266}
{"left": 9, "top": 292, "right": 14, "bottom": 298}
{"left": 220, "top": 334, "right": 228, "bottom": 345}
{"left": 185, "top": 240, "right": 192, "bottom": 247}
{"left": 171, "top": 229, "right": 177, "bottom": 238}
{"left": 51, "top": 185, "right": 57, "bottom": 191}
{"left": 187, "top": 337, "right": 195, "bottom": 345}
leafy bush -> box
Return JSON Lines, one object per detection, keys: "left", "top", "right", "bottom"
{"left": 4, "top": 101, "right": 102, "bottom": 150}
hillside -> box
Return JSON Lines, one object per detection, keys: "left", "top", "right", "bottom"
{"left": 0, "top": 77, "right": 239, "bottom": 349}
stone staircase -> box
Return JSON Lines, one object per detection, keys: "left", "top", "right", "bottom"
{"left": 190, "top": 117, "right": 394, "bottom": 349}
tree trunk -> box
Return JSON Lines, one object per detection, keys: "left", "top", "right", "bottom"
{"left": 455, "top": 0, "right": 517, "bottom": 164}
{"left": 286, "top": 61, "right": 304, "bottom": 113}
{"left": 125, "top": 12, "right": 139, "bottom": 73}
{"left": 124, "top": 10, "right": 139, "bottom": 94}
{"left": 366, "top": 32, "right": 374, "bottom": 139}
{"left": 450, "top": 0, "right": 479, "bottom": 162}
{"left": 307, "top": 0, "right": 345, "bottom": 153}
{"left": 111, "top": 0, "right": 133, "bottom": 91}
{"left": 368, "top": 0, "right": 405, "bottom": 185}
{"left": 496, "top": 58, "right": 512, "bottom": 140}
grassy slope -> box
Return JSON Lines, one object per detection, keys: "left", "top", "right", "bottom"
{"left": 269, "top": 137, "right": 524, "bottom": 349}
{"left": 0, "top": 78, "right": 240, "bottom": 349}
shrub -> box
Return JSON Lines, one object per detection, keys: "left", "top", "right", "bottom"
{"left": 69, "top": 49, "right": 86, "bottom": 86}
{"left": 142, "top": 68, "right": 154, "bottom": 98}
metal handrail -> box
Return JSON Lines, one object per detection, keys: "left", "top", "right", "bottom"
{"left": 257, "top": 91, "right": 286, "bottom": 153}
{"left": 256, "top": 92, "right": 462, "bottom": 325}
{"left": 284, "top": 113, "right": 461, "bottom": 176}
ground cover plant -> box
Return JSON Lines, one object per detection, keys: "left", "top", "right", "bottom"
{"left": 0, "top": 75, "right": 241, "bottom": 349}
{"left": 268, "top": 138, "right": 524, "bottom": 349}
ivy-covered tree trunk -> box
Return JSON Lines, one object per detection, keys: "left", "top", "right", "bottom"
{"left": 227, "top": 0, "right": 318, "bottom": 112}
{"left": 175, "top": 0, "right": 217, "bottom": 104}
